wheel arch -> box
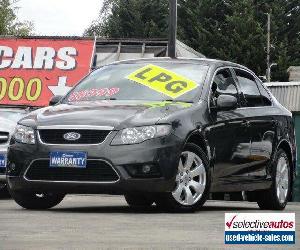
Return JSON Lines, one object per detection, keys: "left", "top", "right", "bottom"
{"left": 184, "top": 130, "right": 210, "bottom": 160}
{"left": 277, "top": 139, "right": 293, "bottom": 169}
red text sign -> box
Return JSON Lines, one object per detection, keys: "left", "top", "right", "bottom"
{"left": 0, "top": 38, "right": 94, "bottom": 106}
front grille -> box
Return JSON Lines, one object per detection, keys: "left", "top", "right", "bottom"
{"left": 25, "top": 160, "right": 119, "bottom": 182}
{"left": 0, "top": 132, "right": 9, "bottom": 144}
{"left": 38, "top": 129, "right": 110, "bottom": 144}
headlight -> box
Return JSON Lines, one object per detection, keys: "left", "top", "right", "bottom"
{"left": 111, "top": 125, "right": 171, "bottom": 145}
{"left": 13, "top": 125, "right": 36, "bottom": 144}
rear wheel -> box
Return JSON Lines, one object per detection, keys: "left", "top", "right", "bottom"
{"left": 257, "top": 149, "right": 291, "bottom": 210}
{"left": 124, "top": 193, "right": 154, "bottom": 208}
{"left": 9, "top": 188, "right": 65, "bottom": 210}
{"left": 155, "top": 143, "right": 210, "bottom": 212}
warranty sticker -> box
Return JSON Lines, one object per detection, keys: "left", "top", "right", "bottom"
{"left": 126, "top": 64, "right": 198, "bottom": 98}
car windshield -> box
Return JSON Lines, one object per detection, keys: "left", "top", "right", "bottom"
{"left": 63, "top": 62, "right": 209, "bottom": 103}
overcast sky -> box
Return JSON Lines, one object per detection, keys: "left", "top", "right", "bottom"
{"left": 16, "top": 0, "right": 104, "bottom": 36}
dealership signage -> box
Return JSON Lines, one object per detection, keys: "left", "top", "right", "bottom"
{"left": 0, "top": 38, "right": 95, "bottom": 106}
{"left": 225, "top": 213, "right": 295, "bottom": 244}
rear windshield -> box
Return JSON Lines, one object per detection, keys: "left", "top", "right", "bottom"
{"left": 63, "top": 62, "right": 209, "bottom": 103}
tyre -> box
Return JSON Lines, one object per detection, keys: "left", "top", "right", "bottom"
{"left": 155, "top": 143, "right": 210, "bottom": 212}
{"left": 125, "top": 193, "right": 154, "bottom": 208}
{"left": 9, "top": 188, "right": 65, "bottom": 210}
{"left": 257, "top": 149, "right": 291, "bottom": 210}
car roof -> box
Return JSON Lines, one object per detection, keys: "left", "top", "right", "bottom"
{"left": 103, "top": 57, "right": 251, "bottom": 72}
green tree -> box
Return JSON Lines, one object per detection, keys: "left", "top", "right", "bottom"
{"left": 84, "top": 0, "right": 168, "bottom": 38}
{"left": 0, "top": 0, "right": 34, "bottom": 36}
{"left": 178, "top": 0, "right": 282, "bottom": 77}
{"left": 254, "top": 0, "right": 300, "bottom": 80}
{"left": 85, "top": 0, "right": 300, "bottom": 81}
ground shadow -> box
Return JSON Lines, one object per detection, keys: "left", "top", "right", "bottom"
{"left": 0, "top": 195, "right": 11, "bottom": 200}
{"left": 50, "top": 203, "right": 259, "bottom": 214}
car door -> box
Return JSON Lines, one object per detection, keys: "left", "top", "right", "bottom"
{"left": 205, "top": 68, "right": 252, "bottom": 192}
{"left": 233, "top": 68, "right": 275, "bottom": 184}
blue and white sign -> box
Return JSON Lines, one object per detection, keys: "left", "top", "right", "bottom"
{"left": 225, "top": 213, "right": 295, "bottom": 244}
{"left": 50, "top": 151, "right": 87, "bottom": 168}
{"left": 0, "top": 154, "right": 6, "bottom": 168}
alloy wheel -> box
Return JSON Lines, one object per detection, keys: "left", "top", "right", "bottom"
{"left": 276, "top": 156, "right": 289, "bottom": 204}
{"left": 172, "top": 151, "right": 206, "bottom": 206}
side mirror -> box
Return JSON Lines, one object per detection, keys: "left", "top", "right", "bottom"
{"left": 49, "top": 95, "right": 63, "bottom": 106}
{"left": 216, "top": 94, "right": 238, "bottom": 111}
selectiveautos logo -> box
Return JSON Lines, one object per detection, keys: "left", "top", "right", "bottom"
{"left": 225, "top": 213, "right": 295, "bottom": 244}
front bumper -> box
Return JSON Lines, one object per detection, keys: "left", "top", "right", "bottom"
{"left": 7, "top": 132, "right": 183, "bottom": 194}
{"left": 0, "top": 175, "right": 5, "bottom": 182}
{"left": 0, "top": 146, "right": 7, "bottom": 184}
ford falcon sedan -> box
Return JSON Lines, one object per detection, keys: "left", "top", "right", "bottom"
{"left": 0, "top": 107, "right": 29, "bottom": 196}
{"left": 7, "top": 58, "right": 296, "bottom": 211}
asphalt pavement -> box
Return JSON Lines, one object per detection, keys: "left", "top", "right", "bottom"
{"left": 0, "top": 195, "right": 299, "bottom": 249}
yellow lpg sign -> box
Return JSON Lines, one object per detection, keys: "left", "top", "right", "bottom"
{"left": 126, "top": 64, "right": 198, "bottom": 99}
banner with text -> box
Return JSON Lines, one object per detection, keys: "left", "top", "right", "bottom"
{"left": 0, "top": 38, "right": 94, "bottom": 106}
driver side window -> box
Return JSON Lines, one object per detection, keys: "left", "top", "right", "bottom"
{"left": 210, "top": 68, "right": 238, "bottom": 107}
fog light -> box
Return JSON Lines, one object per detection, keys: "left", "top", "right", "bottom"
{"left": 142, "top": 165, "right": 151, "bottom": 174}
{"left": 124, "top": 164, "right": 161, "bottom": 178}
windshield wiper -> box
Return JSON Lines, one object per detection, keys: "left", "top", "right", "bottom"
{"left": 162, "top": 99, "right": 193, "bottom": 103}
{"left": 0, "top": 104, "right": 41, "bottom": 110}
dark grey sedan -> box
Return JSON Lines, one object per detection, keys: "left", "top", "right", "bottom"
{"left": 7, "top": 58, "right": 296, "bottom": 211}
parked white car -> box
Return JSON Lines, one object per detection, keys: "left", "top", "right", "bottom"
{"left": 0, "top": 107, "right": 30, "bottom": 196}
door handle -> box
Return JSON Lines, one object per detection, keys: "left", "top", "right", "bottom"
{"left": 241, "top": 120, "right": 251, "bottom": 128}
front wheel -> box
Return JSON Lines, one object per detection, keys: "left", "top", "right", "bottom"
{"left": 257, "top": 149, "right": 291, "bottom": 210}
{"left": 9, "top": 188, "right": 65, "bottom": 210}
{"left": 0, "top": 183, "right": 9, "bottom": 198}
{"left": 155, "top": 143, "right": 210, "bottom": 212}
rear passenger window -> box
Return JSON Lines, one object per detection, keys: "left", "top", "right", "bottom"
{"left": 235, "top": 69, "right": 262, "bottom": 107}
{"left": 257, "top": 82, "right": 272, "bottom": 106}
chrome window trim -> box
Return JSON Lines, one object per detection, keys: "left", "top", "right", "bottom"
{"left": 23, "top": 158, "right": 120, "bottom": 184}
{"left": 235, "top": 106, "right": 277, "bottom": 110}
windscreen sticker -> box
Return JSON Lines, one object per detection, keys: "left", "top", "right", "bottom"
{"left": 126, "top": 64, "right": 198, "bottom": 99}
{"left": 68, "top": 87, "right": 120, "bottom": 101}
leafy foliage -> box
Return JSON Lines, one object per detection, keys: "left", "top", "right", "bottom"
{"left": 84, "top": 0, "right": 168, "bottom": 38}
{"left": 85, "top": 0, "right": 300, "bottom": 81}
{"left": 0, "top": 0, "right": 33, "bottom": 36}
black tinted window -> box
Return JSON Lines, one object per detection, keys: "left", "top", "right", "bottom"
{"left": 257, "top": 82, "right": 272, "bottom": 106}
{"left": 235, "top": 69, "right": 262, "bottom": 107}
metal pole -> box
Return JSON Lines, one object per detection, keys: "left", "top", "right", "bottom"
{"left": 168, "top": 0, "right": 177, "bottom": 58}
{"left": 266, "top": 13, "right": 271, "bottom": 82}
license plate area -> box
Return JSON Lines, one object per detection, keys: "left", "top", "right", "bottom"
{"left": 50, "top": 151, "right": 87, "bottom": 168}
{"left": 0, "top": 154, "right": 6, "bottom": 169}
